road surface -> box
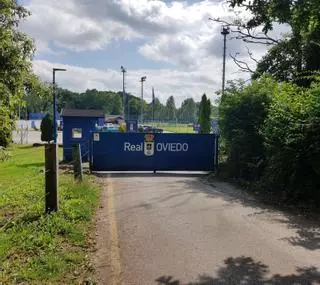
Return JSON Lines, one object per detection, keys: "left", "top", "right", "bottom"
{"left": 12, "top": 130, "right": 63, "bottom": 144}
{"left": 93, "top": 173, "right": 320, "bottom": 285}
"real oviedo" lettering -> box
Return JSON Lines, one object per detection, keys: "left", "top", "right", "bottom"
{"left": 124, "top": 142, "right": 188, "bottom": 152}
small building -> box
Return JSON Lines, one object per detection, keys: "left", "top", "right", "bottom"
{"left": 105, "top": 115, "right": 124, "bottom": 124}
{"left": 61, "top": 109, "right": 104, "bottom": 162}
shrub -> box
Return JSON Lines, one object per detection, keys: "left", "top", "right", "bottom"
{"left": 262, "top": 82, "right": 320, "bottom": 202}
{"left": 40, "top": 113, "right": 54, "bottom": 143}
{"left": 219, "top": 78, "right": 276, "bottom": 180}
{"left": 0, "top": 147, "right": 11, "bottom": 162}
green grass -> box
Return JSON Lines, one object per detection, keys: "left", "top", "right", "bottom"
{"left": 153, "top": 123, "right": 195, "bottom": 134}
{"left": 0, "top": 145, "right": 99, "bottom": 284}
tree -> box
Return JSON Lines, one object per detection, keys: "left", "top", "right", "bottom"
{"left": 165, "top": 96, "right": 176, "bottom": 121}
{"left": 0, "top": 0, "right": 35, "bottom": 146}
{"left": 111, "top": 94, "right": 122, "bottom": 115}
{"left": 40, "top": 113, "right": 54, "bottom": 143}
{"left": 198, "top": 94, "right": 211, "bottom": 134}
{"left": 179, "top": 98, "right": 196, "bottom": 123}
{"left": 213, "top": 0, "right": 320, "bottom": 85}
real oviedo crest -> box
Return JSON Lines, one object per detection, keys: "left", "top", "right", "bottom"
{"left": 144, "top": 134, "right": 155, "bottom": 156}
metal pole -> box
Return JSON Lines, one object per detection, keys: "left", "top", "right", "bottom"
{"left": 221, "top": 26, "right": 230, "bottom": 96}
{"left": 52, "top": 68, "right": 66, "bottom": 143}
{"left": 53, "top": 70, "right": 56, "bottom": 143}
{"left": 123, "top": 71, "right": 125, "bottom": 119}
{"left": 140, "top": 76, "right": 146, "bottom": 123}
{"left": 141, "top": 80, "right": 143, "bottom": 122}
{"left": 121, "top": 66, "right": 126, "bottom": 120}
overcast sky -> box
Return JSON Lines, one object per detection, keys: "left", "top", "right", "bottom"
{"left": 20, "top": 0, "right": 285, "bottom": 106}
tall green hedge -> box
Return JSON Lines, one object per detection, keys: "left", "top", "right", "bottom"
{"left": 219, "top": 78, "right": 320, "bottom": 204}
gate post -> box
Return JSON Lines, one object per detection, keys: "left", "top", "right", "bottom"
{"left": 214, "top": 135, "right": 219, "bottom": 172}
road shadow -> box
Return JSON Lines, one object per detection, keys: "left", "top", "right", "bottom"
{"left": 95, "top": 171, "right": 320, "bottom": 251}
{"left": 94, "top": 172, "right": 209, "bottom": 178}
{"left": 155, "top": 256, "right": 320, "bottom": 285}
{"left": 193, "top": 178, "right": 320, "bottom": 251}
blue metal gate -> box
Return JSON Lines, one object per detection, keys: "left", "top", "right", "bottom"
{"left": 90, "top": 132, "right": 217, "bottom": 171}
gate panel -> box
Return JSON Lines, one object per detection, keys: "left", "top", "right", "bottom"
{"left": 90, "top": 132, "right": 216, "bottom": 171}
{"left": 91, "top": 132, "right": 154, "bottom": 171}
{"left": 155, "top": 133, "right": 215, "bottom": 171}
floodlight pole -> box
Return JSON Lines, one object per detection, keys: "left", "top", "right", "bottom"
{"left": 140, "top": 76, "right": 146, "bottom": 123}
{"left": 121, "top": 66, "right": 126, "bottom": 120}
{"left": 221, "top": 26, "right": 230, "bottom": 96}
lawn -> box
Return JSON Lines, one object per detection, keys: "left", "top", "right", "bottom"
{"left": 0, "top": 145, "right": 99, "bottom": 284}
{"left": 153, "top": 123, "right": 195, "bottom": 134}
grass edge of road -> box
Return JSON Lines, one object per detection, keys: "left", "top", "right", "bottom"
{"left": 0, "top": 145, "right": 100, "bottom": 284}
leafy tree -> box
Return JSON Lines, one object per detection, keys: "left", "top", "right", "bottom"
{"left": 199, "top": 94, "right": 211, "bottom": 134}
{"left": 111, "top": 94, "right": 122, "bottom": 115}
{"left": 179, "top": 98, "right": 196, "bottom": 123}
{"left": 25, "top": 75, "right": 52, "bottom": 114}
{"left": 0, "top": 0, "right": 35, "bottom": 146}
{"left": 40, "top": 113, "right": 54, "bottom": 143}
{"left": 165, "top": 96, "right": 176, "bottom": 121}
{"left": 226, "top": 0, "right": 320, "bottom": 85}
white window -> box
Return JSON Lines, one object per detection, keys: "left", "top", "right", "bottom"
{"left": 72, "top": 128, "right": 82, "bottom": 139}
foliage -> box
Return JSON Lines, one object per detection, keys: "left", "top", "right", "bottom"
{"left": 165, "top": 96, "right": 176, "bottom": 121}
{"left": 0, "top": 148, "right": 11, "bottom": 162}
{"left": 220, "top": 77, "right": 320, "bottom": 204}
{"left": 25, "top": 75, "right": 52, "bottom": 115}
{"left": 0, "top": 145, "right": 99, "bottom": 284}
{"left": 0, "top": 97, "right": 14, "bottom": 147}
{"left": 261, "top": 82, "right": 320, "bottom": 202}
{"left": 198, "top": 94, "right": 211, "bottom": 134}
{"left": 0, "top": 0, "right": 35, "bottom": 146}
{"left": 219, "top": 78, "right": 276, "bottom": 180}
{"left": 229, "top": 0, "right": 320, "bottom": 85}
{"left": 178, "top": 98, "right": 197, "bottom": 123}
{"left": 40, "top": 113, "right": 54, "bottom": 143}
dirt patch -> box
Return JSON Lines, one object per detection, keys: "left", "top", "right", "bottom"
{"left": 91, "top": 178, "right": 115, "bottom": 285}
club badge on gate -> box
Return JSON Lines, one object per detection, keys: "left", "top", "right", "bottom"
{"left": 144, "top": 134, "right": 155, "bottom": 156}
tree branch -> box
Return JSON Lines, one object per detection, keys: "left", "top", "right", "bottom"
{"left": 209, "top": 18, "right": 279, "bottom": 45}
{"left": 230, "top": 53, "right": 255, "bottom": 73}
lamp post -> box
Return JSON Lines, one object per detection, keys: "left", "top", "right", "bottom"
{"left": 140, "top": 76, "right": 146, "bottom": 123}
{"left": 221, "top": 26, "right": 230, "bottom": 96}
{"left": 52, "top": 68, "right": 66, "bottom": 143}
{"left": 121, "top": 66, "right": 126, "bottom": 120}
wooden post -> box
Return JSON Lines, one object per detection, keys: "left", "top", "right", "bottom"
{"left": 72, "top": 144, "right": 83, "bottom": 182}
{"left": 45, "top": 143, "right": 59, "bottom": 213}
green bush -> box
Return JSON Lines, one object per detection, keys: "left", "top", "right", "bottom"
{"left": 220, "top": 77, "right": 320, "bottom": 204}
{"left": 0, "top": 105, "right": 14, "bottom": 147}
{"left": 219, "top": 78, "right": 276, "bottom": 180}
{"left": 261, "top": 82, "right": 320, "bottom": 202}
{"left": 0, "top": 148, "right": 11, "bottom": 162}
{"left": 40, "top": 113, "right": 54, "bottom": 143}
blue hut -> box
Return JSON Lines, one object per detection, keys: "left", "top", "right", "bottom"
{"left": 61, "top": 109, "right": 104, "bottom": 162}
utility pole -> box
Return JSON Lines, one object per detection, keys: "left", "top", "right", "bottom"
{"left": 221, "top": 26, "right": 230, "bottom": 96}
{"left": 121, "top": 66, "right": 126, "bottom": 120}
{"left": 53, "top": 68, "right": 66, "bottom": 143}
{"left": 140, "top": 76, "right": 146, "bottom": 123}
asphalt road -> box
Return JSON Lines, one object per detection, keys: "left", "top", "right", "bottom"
{"left": 12, "top": 130, "right": 63, "bottom": 144}
{"left": 94, "top": 174, "right": 320, "bottom": 285}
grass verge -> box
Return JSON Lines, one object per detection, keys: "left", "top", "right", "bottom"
{"left": 0, "top": 145, "right": 99, "bottom": 284}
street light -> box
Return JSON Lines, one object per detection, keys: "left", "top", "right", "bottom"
{"left": 221, "top": 26, "right": 230, "bottom": 96}
{"left": 52, "top": 68, "right": 66, "bottom": 143}
{"left": 121, "top": 66, "right": 126, "bottom": 120}
{"left": 140, "top": 76, "right": 146, "bottom": 123}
